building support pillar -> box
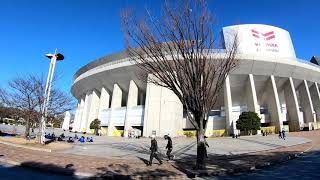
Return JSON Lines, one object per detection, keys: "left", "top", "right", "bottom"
{"left": 246, "top": 74, "right": 259, "bottom": 113}
{"left": 72, "top": 102, "right": 80, "bottom": 132}
{"left": 80, "top": 93, "right": 91, "bottom": 132}
{"left": 108, "top": 84, "right": 122, "bottom": 136}
{"left": 309, "top": 82, "right": 320, "bottom": 122}
{"left": 284, "top": 77, "right": 303, "bottom": 131}
{"left": 267, "top": 75, "right": 282, "bottom": 131}
{"left": 75, "top": 98, "right": 85, "bottom": 132}
{"left": 85, "top": 90, "right": 100, "bottom": 133}
{"left": 142, "top": 74, "right": 183, "bottom": 137}
{"left": 224, "top": 75, "right": 234, "bottom": 135}
{"left": 98, "top": 87, "right": 110, "bottom": 120}
{"left": 299, "top": 80, "right": 316, "bottom": 123}
{"left": 124, "top": 80, "right": 138, "bottom": 137}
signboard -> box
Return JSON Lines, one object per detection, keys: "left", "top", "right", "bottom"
{"left": 222, "top": 24, "right": 296, "bottom": 59}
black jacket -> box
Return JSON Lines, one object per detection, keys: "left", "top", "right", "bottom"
{"left": 150, "top": 139, "right": 158, "bottom": 152}
{"left": 166, "top": 137, "right": 172, "bottom": 149}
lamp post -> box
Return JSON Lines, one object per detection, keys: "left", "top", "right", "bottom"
{"left": 39, "top": 50, "right": 64, "bottom": 144}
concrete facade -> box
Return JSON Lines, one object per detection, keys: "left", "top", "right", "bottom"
{"left": 71, "top": 24, "right": 320, "bottom": 137}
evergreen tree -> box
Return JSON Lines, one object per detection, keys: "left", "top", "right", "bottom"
{"left": 236, "top": 111, "right": 261, "bottom": 135}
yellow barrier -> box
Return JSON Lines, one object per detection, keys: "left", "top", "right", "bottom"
{"left": 112, "top": 130, "right": 124, "bottom": 137}
{"left": 312, "top": 122, "right": 320, "bottom": 130}
{"left": 205, "top": 129, "right": 226, "bottom": 137}
{"left": 177, "top": 129, "right": 226, "bottom": 137}
{"left": 260, "top": 126, "right": 276, "bottom": 134}
{"left": 100, "top": 127, "right": 108, "bottom": 135}
{"left": 87, "top": 129, "right": 95, "bottom": 134}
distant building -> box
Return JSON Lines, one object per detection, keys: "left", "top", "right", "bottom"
{"left": 71, "top": 24, "right": 320, "bottom": 137}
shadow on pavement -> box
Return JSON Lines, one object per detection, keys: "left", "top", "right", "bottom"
{"left": 173, "top": 145, "right": 312, "bottom": 178}
{"left": 92, "top": 164, "right": 181, "bottom": 180}
{"left": 0, "top": 144, "right": 316, "bottom": 179}
{"left": 0, "top": 162, "right": 79, "bottom": 180}
{"left": 137, "top": 156, "right": 149, "bottom": 165}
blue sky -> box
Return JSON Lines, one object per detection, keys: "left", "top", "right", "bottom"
{"left": 0, "top": 0, "right": 319, "bottom": 97}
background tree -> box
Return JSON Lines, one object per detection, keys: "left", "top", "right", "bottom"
{"left": 90, "top": 119, "right": 101, "bottom": 135}
{"left": 236, "top": 111, "right": 261, "bottom": 135}
{"left": 90, "top": 119, "right": 101, "bottom": 134}
{"left": 121, "top": 0, "right": 238, "bottom": 169}
{"left": 1, "top": 74, "right": 75, "bottom": 137}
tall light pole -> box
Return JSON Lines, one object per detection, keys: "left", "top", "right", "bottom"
{"left": 39, "top": 50, "right": 64, "bottom": 144}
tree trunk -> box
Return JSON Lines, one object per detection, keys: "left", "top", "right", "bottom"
{"left": 196, "top": 128, "right": 206, "bottom": 169}
{"left": 25, "top": 118, "right": 30, "bottom": 138}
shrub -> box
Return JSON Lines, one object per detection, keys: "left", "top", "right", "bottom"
{"left": 90, "top": 119, "right": 101, "bottom": 135}
{"left": 261, "top": 126, "right": 275, "bottom": 134}
{"left": 236, "top": 111, "right": 261, "bottom": 135}
{"left": 183, "top": 131, "right": 196, "bottom": 137}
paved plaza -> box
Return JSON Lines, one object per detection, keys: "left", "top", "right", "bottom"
{"left": 0, "top": 124, "right": 311, "bottom": 160}
{"left": 0, "top": 124, "right": 318, "bottom": 179}
{"left": 62, "top": 134, "right": 310, "bottom": 161}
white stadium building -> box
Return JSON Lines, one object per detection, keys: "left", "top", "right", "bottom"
{"left": 71, "top": 24, "right": 320, "bottom": 137}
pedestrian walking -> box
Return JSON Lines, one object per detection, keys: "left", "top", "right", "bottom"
{"left": 164, "top": 135, "right": 174, "bottom": 160}
{"left": 282, "top": 129, "right": 286, "bottom": 140}
{"left": 204, "top": 136, "right": 210, "bottom": 158}
{"left": 148, "top": 135, "right": 163, "bottom": 166}
{"left": 278, "top": 130, "right": 282, "bottom": 139}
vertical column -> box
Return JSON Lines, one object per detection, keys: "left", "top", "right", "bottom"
{"left": 246, "top": 74, "right": 259, "bottom": 113}
{"left": 80, "top": 93, "right": 91, "bottom": 132}
{"left": 309, "top": 82, "right": 320, "bottom": 122}
{"left": 98, "top": 87, "right": 110, "bottom": 119}
{"left": 75, "top": 98, "right": 85, "bottom": 132}
{"left": 72, "top": 102, "right": 80, "bottom": 132}
{"left": 267, "top": 75, "right": 282, "bottom": 131}
{"left": 284, "top": 77, "right": 302, "bottom": 131}
{"left": 124, "top": 80, "right": 138, "bottom": 137}
{"left": 108, "top": 84, "right": 122, "bottom": 136}
{"left": 143, "top": 78, "right": 152, "bottom": 137}
{"left": 85, "top": 90, "right": 100, "bottom": 133}
{"left": 299, "top": 80, "right": 316, "bottom": 123}
{"left": 224, "top": 75, "right": 234, "bottom": 135}
{"left": 143, "top": 74, "right": 183, "bottom": 137}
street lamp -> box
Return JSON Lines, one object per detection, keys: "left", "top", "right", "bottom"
{"left": 39, "top": 50, "right": 64, "bottom": 144}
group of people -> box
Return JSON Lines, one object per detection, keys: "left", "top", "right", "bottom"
{"left": 44, "top": 132, "right": 56, "bottom": 140}
{"left": 44, "top": 132, "right": 94, "bottom": 143}
{"left": 278, "top": 129, "right": 286, "bottom": 140}
{"left": 78, "top": 136, "right": 94, "bottom": 143}
{"left": 72, "top": 134, "right": 94, "bottom": 143}
{"left": 128, "top": 129, "right": 141, "bottom": 139}
{"left": 147, "top": 135, "right": 175, "bottom": 166}
{"left": 261, "top": 130, "right": 270, "bottom": 136}
{"left": 147, "top": 135, "right": 210, "bottom": 166}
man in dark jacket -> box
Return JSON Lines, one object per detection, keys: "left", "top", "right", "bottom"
{"left": 148, "top": 135, "right": 162, "bottom": 166}
{"left": 164, "top": 135, "right": 174, "bottom": 160}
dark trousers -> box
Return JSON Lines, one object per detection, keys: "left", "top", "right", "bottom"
{"left": 166, "top": 148, "right": 173, "bottom": 160}
{"left": 149, "top": 151, "right": 162, "bottom": 164}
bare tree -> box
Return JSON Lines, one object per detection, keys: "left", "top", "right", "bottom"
{"left": 2, "top": 74, "right": 75, "bottom": 137}
{"left": 122, "top": 0, "right": 239, "bottom": 169}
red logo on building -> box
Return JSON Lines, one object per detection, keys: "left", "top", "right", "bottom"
{"left": 251, "top": 29, "right": 275, "bottom": 41}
